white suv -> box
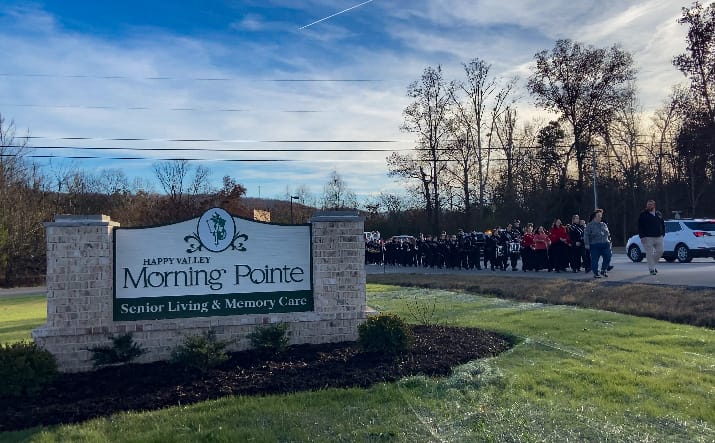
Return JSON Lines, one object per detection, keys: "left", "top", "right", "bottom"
{"left": 626, "top": 219, "right": 715, "bottom": 263}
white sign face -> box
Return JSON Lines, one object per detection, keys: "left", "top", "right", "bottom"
{"left": 113, "top": 208, "right": 312, "bottom": 320}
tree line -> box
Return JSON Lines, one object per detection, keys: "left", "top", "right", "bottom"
{"left": 378, "top": 2, "right": 715, "bottom": 244}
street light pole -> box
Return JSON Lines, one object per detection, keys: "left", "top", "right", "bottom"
{"left": 592, "top": 143, "right": 598, "bottom": 211}
{"left": 290, "top": 195, "right": 300, "bottom": 223}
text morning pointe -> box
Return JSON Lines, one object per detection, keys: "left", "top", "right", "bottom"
{"left": 121, "top": 264, "right": 305, "bottom": 291}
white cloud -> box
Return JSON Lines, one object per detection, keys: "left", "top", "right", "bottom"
{"left": 0, "top": 1, "right": 699, "bottom": 200}
{"left": 231, "top": 14, "right": 271, "bottom": 31}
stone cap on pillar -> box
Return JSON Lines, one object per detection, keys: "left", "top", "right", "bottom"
{"left": 44, "top": 214, "right": 120, "bottom": 227}
{"left": 309, "top": 210, "right": 364, "bottom": 223}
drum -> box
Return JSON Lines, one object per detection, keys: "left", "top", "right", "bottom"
{"left": 508, "top": 242, "right": 520, "bottom": 254}
{"left": 496, "top": 245, "right": 505, "bottom": 257}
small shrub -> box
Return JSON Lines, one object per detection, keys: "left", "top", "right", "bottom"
{"left": 406, "top": 295, "right": 438, "bottom": 325}
{"left": 0, "top": 341, "right": 58, "bottom": 397}
{"left": 88, "top": 333, "right": 146, "bottom": 367}
{"left": 171, "top": 329, "right": 229, "bottom": 371}
{"left": 248, "top": 323, "right": 289, "bottom": 352}
{"left": 358, "top": 313, "right": 413, "bottom": 355}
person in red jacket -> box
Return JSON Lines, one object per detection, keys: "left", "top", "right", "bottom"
{"left": 548, "top": 218, "right": 570, "bottom": 272}
{"left": 532, "top": 226, "right": 551, "bottom": 271}
{"left": 520, "top": 224, "right": 535, "bottom": 271}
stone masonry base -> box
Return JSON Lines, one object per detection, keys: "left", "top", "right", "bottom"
{"left": 33, "top": 315, "right": 364, "bottom": 373}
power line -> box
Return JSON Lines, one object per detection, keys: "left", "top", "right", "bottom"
{"left": 11, "top": 145, "right": 412, "bottom": 152}
{"left": 0, "top": 103, "right": 326, "bottom": 113}
{"left": 0, "top": 73, "right": 383, "bottom": 82}
{"left": 24, "top": 137, "right": 407, "bottom": 143}
{"left": 4, "top": 143, "right": 662, "bottom": 154}
{"left": 2, "top": 143, "right": 569, "bottom": 153}
{"left": 0, "top": 154, "right": 293, "bottom": 162}
{"left": 22, "top": 136, "right": 662, "bottom": 148}
{"left": 0, "top": 153, "right": 386, "bottom": 163}
{"left": 0, "top": 151, "right": 648, "bottom": 163}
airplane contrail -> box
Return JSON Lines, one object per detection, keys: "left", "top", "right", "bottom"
{"left": 299, "top": 0, "right": 375, "bottom": 30}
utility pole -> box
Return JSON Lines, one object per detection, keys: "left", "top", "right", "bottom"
{"left": 592, "top": 143, "right": 598, "bottom": 210}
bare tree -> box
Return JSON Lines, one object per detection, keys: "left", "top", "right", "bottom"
{"left": 493, "top": 105, "right": 519, "bottom": 200}
{"left": 0, "top": 113, "right": 30, "bottom": 191}
{"left": 672, "top": 2, "right": 715, "bottom": 215}
{"left": 387, "top": 149, "right": 437, "bottom": 221}
{"left": 397, "top": 65, "right": 453, "bottom": 233}
{"left": 321, "top": 170, "right": 357, "bottom": 210}
{"left": 153, "top": 160, "right": 213, "bottom": 221}
{"left": 378, "top": 192, "right": 405, "bottom": 214}
{"left": 528, "top": 39, "right": 636, "bottom": 193}
{"left": 674, "top": 1, "right": 715, "bottom": 122}
{"left": 511, "top": 121, "right": 540, "bottom": 205}
{"left": 0, "top": 114, "right": 50, "bottom": 285}
{"left": 602, "top": 90, "right": 647, "bottom": 191}
{"left": 153, "top": 161, "right": 212, "bottom": 203}
{"left": 600, "top": 91, "right": 649, "bottom": 238}
{"left": 283, "top": 184, "right": 314, "bottom": 206}
{"left": 449, "top": 60, "right": 515, "bottom": 219}
{"left": 154, "top": 160, "right": 189, "bottom": 204}
{"left": 647, "top": 88, "right": 686, "bottom": 208}
{"left": 441, "top": 133, "right": 473, "bottom": 213}
{"left": 536, "top": 121, "right": 568, "bottom": 190}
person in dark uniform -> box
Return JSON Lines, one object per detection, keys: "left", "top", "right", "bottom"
{"left": 580, "top": 219, "right": 591, "bottom": 273}
{"left": 365, "top": 238, "right": 382, "bottom": 264}
{"left": 484, "top": 229, "right": 499, "bottom": 270}
{"left": 384, "top": 238, "right": 396, "bottom": 266}
{"left": 496, "top": 228, "right": 510, "bottom": 271}
{"left": 436, "top": 233, "right": 448, "bottom": 269}
{"left": 568, "top": 214, "right": 585, "bottom": 272}
{"left": 504, "top": 223, "right": 521, "bottom": 271}
{"left": 415, "top": 235, "right": 424, "bottom": 267}
{"left": 471, "top": 231, "right": 484, "bottom": 270}
{"left": 456, "top": 230, "right": 470, "bottom": 269}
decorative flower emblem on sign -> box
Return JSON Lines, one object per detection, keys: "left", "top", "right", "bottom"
{"left": 184, "top": 208, "right": 248, "bottom": 253}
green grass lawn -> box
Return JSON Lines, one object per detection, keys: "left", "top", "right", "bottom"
{"left": 2, "top": 286, "right": 714, "bottom": 442}
{"left": 0, "top": 294, "right": 46, "bottom": 344}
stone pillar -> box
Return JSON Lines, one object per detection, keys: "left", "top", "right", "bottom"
{"left": 32, "top": 215, "right": 119, "bottom": 371}
{"left": 309, "top": 211, "right": 367, "bottom": 341}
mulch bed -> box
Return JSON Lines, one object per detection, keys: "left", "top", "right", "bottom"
{"left": 0, "top": 325, "right": 512, "bottom": 432}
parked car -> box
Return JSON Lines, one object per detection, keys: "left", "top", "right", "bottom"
{"left": 626, "top": 219, "right": 715, "bottom": 263}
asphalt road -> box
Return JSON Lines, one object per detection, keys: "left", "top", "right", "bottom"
{"left": 366, "top": 252, "right": 715, "bottom": 288}
{"left": 2, "top": 252, "right": 713, "bottom": 296}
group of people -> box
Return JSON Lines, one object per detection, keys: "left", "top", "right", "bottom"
{"left": 366, "top": 200, "right": 667, "bottom": 279}
{"left": 366, "top": 210, "right": 625, "bottom": 278}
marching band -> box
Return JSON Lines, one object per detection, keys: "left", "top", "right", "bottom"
{"left": 365, "top": 217, "right": 593, "bottom": 273}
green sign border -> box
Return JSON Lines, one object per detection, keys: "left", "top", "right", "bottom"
{"left": 113, "top": 210, "right": 314, "bottom": 321}
{"left": 114, "top": 291, "right": 314, "bottom": 321}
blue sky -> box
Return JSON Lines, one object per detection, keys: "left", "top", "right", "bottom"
{"left": 0, "top": 0, "right": 693, "bottom": 204}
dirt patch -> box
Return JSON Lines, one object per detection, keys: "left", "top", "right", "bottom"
{"left": 0, "top": 325, "right": 512, "bottom": 432}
